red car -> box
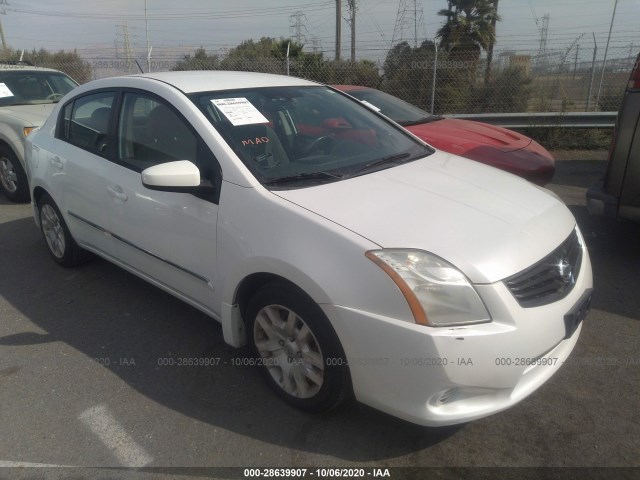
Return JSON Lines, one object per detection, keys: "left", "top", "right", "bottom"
{"left": 333, "top": 85, "right": 555, "bottom": 185}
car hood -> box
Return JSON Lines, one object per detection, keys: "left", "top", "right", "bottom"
{"left": 273, "top": 151, "right": 575, "bottom": 284}
{"left": 406, "top": 118, "right": 532, "bottom": 154}
{"left": 0, "top": 103, "right": 58, "bottom": 126}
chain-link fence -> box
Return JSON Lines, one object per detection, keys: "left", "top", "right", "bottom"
{"left": 11, "top": 44, "right": 638, "bottom": 116}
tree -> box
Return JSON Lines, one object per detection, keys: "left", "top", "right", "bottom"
{"left": 269, "top": 38, "right": 305, "bottom": 59}
{"left": 172, "top": 47, "right": 219, "bottom": 71}
{"left": 220, "top": 37, "right": 284, "bottom": 73}
{"left": 381, "top": 41, "right": 436, "bottom": 111}
{"left": 436, "top": 0, "right": 498, "bottom": 61}
{"left": 469, "top": 66, "right": 532, "bottom": 113}
{"left": 2, "top": 48, "right": 92, "bottom": 84}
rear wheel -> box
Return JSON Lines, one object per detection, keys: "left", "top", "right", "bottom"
{"left": 0, "top": 146, "right": 29, "bottom": 202}
{"left": 38, "top": 193, "right": 88, "bottom": 267}
{"left": 246, "top": 283, "right": 351, "bottom": 412}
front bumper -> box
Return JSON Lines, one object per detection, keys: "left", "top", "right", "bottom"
{"left": 324, "top": 240, "right": 593, "bottom": 426}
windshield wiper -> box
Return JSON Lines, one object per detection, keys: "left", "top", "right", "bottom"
{"left": 347, "top": 152, "right": 412, "bottom": 178}
{"left": 264, "top": 171, "right": 344, "bottom": 187}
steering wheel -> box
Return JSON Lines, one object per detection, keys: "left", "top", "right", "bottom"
{"left": 46, "top": 93, "right": 64, "bottom": 102}
{"left": 303, "top": 135, "right": 334, "bottom": 155}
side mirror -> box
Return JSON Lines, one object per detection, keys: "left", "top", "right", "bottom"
{"left": 142, "top": 160, "right": 202, "bottom": 192}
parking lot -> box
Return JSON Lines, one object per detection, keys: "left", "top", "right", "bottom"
{"left": 0, "top": 159, "right": 639, "bottom": 477}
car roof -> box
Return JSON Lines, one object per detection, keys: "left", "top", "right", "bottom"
{"left": 128, "top": 70, "right": 320, "bottom": 93}
{"left": 0, "top": 65, "right": 67, "bottom": 74}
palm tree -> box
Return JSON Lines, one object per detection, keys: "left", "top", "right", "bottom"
{"left": 436, "top": 0, "right": 499, "bottom": 61}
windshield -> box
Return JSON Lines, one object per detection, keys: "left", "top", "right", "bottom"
{"left": 346, "top": 88, "right": 439, "bottom": 126}
{"left": 191, "top": 86, "right": 432, "bottom": 188}
{"left": 0, "top": 70, "right": 77, "bottom": 106}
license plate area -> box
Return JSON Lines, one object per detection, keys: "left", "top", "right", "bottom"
{"left": 564, "top": 288, "right": 593, "bottom": 339}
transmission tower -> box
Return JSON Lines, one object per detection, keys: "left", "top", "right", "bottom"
{"left": 116, "top": 23, "right": 136, "bottom": 74}
{"left": 391, "top": 0, "right": 425, "bottom": 48}
{"left": 529, "top": 1, "right": 550, "bottom": 70}
{"left": 289, "top": 11, "right": 307, "bottom": 44}
{"left": 537, "top": 14, "right": 550, "bottom": 67}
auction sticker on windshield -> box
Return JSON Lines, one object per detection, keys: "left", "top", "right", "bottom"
{"left": 211, "top": 97, "right": 269, "bottom": 126}
{"left": 0, "top": 83, "right": 14, "bottom": 98}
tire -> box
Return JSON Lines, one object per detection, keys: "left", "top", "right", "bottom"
{"left": 38, "top": 193, "right": 88, "bottom": 267}
{"left": 246, "top": 282, "right": 352, "bottom": 413}
{"left": 0, "top": 146, "right": 29, "bottom": 202}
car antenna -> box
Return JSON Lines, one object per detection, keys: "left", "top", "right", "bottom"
{"left": 134, "top": 59, "right": 144, "bottom": 74}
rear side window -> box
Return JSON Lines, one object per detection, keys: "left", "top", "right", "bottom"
{"left": 59, "top": 91, "right": 116, "bottom": 155}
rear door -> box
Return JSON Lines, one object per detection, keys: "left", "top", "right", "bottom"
{"left": 49, "top": 90, "right": 118, "bottom": 258}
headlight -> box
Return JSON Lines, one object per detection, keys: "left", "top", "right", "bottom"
{"left": 366, "top": 249, "right": 491, "bottom": 327}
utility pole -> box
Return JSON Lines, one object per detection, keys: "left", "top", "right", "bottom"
{"left": 0, "top": 0, "right": 8, "bottom": 52}
{"left": 595, "top": 0, "right": 619, "bottom": 109}
{"left": 484, "top": 0, "right": 499, "bottom": 86}
{"left": 144, "top": 0, "right": 150, "bottom": 72}
{"left": 347, "top": 0, "right": 356, "bottom": 61}
{"left": 586, "top": 33, "right": 598, "bottom": 111}
{"left": 335, "top": 0, "right": 341, "bottom": 60}
{"left": 573, "top": 43, "right": 580, "bottom": 79}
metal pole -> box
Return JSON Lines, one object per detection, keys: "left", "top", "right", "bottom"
{"left": 431, "top": 43, "right": 438, "bottom": 114}
{"left": 145, "top": 0, "right": 150, "bottom": 72}
{"left": 586, "top": 33, "right": 598, "bottom": 111}
{"left": 286, "top": 42, "right": 290, "bottom": 76}
{"left": 0, "top": 0, "right": 7, "bottom": 51}
{"left": 335, "top": 0, "right": 341, "bottom": 60}
{"left": 350, "top": 0, "right": 356, "bottom": 62}
{"left": 573, "top": 44, "right": 579, "bottom": 79}
{"left": 595, "top": 0, "right": 619, "bottom": 109}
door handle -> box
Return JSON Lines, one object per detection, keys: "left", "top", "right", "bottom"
{"left": 107, "top": 185, "right": 128, "bottom": 201}
{"left": 50, "top": 156, "right": 63, "bottom": 169}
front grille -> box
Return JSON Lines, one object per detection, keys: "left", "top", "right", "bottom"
{"left": 505, "top": 229, "right": 583, "bottom": 308}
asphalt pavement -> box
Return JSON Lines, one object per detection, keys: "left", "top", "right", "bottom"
{"left": 0, "top": 159, "right": 638, "bottom": 479}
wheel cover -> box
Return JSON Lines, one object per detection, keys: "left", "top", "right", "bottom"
{"left": 254, "top": 304, "right": 325, "bottom": 399}
{"left": 0, "top": 157, "right": 18, "bottom": 193}
{"left": 40, "top": 204, "right": 66, "bottom": 259}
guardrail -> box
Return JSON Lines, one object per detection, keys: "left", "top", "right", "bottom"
{"left": 447, "top": 112, "right": 617, "bottom": 129}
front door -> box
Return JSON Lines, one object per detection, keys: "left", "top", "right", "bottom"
{"left": 105, "top": 91, "right": 222, "bottom": 314}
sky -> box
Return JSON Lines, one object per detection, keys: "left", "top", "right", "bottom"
{"left": 2, "top": 0, "right": 639, "bottom": 64}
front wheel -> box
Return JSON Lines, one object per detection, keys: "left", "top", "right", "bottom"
{"left": 0, "top": 146, "right": 29, "bottom": 202}
{"left": 246, "top": 283, "right": 351, "bottom": 412}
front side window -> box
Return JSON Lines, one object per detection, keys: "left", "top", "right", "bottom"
{"left": 191, "top": 86, "right": 432, "bottom": 188}
{"left": 118, "top": 92, "right": 198, "bottom": 171}
{"left": 117, "top": 92, "right": 222, "bottom": 201}
{"left": 59, "top": 91, "right": 115, "bottom": 155}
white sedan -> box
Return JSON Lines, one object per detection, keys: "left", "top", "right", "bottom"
{"left": 26, "top": 71, "right": 593, "bottom": 426}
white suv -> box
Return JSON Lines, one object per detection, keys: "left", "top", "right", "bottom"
{"left": 0, "top": 63, "right": 77, "bottom": 202}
